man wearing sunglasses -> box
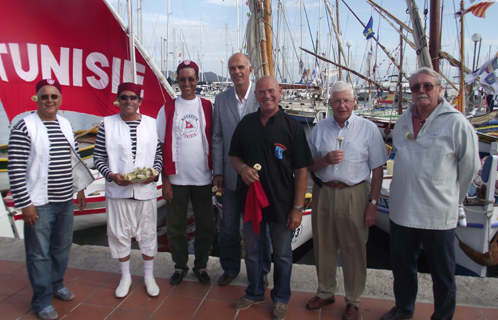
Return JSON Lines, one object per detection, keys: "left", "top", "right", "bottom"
{"left": 93, "top": 82, "right": 163, "bottom": 299}
{"left": 381, "top": 67, "right": 480, "bottom": 320}
{"left": 8, "top": 79, "right": 94, "bottom": 320}
{"left": 156, "top": 60, "right": 215, "bottom": 286}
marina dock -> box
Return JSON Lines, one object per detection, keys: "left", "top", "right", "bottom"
{"left": 0, "top": 236, "right": 497, "bottom": 319}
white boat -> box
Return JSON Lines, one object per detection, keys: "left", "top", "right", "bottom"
{"left": 1, "top": 170, "right": 166, "bottom": 238}
{"left": 370, "top": 153, "right": 498, "bottom": 277}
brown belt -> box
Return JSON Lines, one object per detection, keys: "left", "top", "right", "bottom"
{"left": 323, "top": 180, "right": 364, "bottom": 190}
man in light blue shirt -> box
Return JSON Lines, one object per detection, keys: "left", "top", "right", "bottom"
{"left": 306, "top": 81, "right": 387, "bottom": 320}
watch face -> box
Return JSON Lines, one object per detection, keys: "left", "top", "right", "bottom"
{"left": 370, "top": 199, "right": 377, "bottom": 205}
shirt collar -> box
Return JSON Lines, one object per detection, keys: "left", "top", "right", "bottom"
{"left": 332, "top": 113, "right": 356, "bottom": 129}
{"left": 234, "top": 81, "right": 253, "bottom": 103}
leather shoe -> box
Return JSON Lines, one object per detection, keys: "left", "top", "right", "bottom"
{"left": 343, "top": 303, "right": 360, "bottom": 320}
{"left": 306, "top": 295, "right": 335, "bottom": 310}
{"left": 115, "top": 277, "right": 132, "bottom": 298}
{"left": 218, "top": 273, "right": 235, "bottom": 286}
{"left": 144, "top": 278, "right": 160, "bottom": 297}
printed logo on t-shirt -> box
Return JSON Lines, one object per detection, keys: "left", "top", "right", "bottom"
{"left": 180, "top": 114, "right": 200, "bottom": 138}
{"left": 274, "top": 143, "right": 287, "bottom": 160}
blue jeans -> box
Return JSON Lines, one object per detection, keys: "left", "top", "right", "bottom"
{"left": 219, "top": 189, "right": 271, "bottom": 278}
{"left": 24, "top": 200, "right": 74, "bottom": 313}
{"left": 390, "top": 220, "right": 456, "bottom": 320}
{"left": 243, "top": 219, "right": 293, "bottom": 304}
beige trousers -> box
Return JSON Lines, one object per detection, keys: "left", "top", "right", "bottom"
{"left": 311, "top": 182, "right": 369, "bottom": 307}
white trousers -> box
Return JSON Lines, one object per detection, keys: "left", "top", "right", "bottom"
{"left": 107, "top": 198, "right": 158, "bottom": 259}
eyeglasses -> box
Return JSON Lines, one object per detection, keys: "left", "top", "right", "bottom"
{"left": 410, "top": 83, "right": 434, "bottom": 93}
{"left": 119, "top": 95, "right": 138, "bottom": 101}
{"left": 178, "top": 77, "right": 196, "bottom": 83}
{"left": 331, "top": 99, "right": 353, "bottom": 105}
{"left": 40, "top": 94, "right": 60, "bottom": 100}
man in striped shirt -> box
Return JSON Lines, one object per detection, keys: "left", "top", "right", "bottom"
{"left": 93, "top": 82, "right": 163, "bottom": 299}
{"left": 8, "top": 79, "right": 93, "bottom": 320}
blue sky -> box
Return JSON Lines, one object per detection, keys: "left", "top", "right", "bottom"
{"left": 109, "top": 0, "right": 498, "bottom": 84}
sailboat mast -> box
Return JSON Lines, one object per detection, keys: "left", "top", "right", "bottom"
{"left": 127, "top": 0, "right": 137, "bottom": 83}
{"left": 337, "top": 0, "right": 341, "bottom": 81}
{"left": 429, "top": 0, "right": 441, "bottom": 72}
{"left": 405, "top": 0, "right": 432, "bottom": 69}
{"left": 264, "top": 0, "right": 274, "bottom": 76}
{"left": 166, "top": 0, "right": 170, "bottom": 79}
{"left": 200, "top": 19, "right": 203, "bottom": 82}
{"left": 237, "top": 0, "right": 240, "bottom": 52}
{"left": 274, "top": 1, "right": 281, "bottom": 78}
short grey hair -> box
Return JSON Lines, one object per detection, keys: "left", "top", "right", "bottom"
{"left": 409, "top": 67, "right": 442, "bottom": 86}
{"left": 330, "top": 81, "right": 354, "bottom": 101}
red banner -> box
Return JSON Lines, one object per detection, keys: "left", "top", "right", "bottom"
{"left": 0, "top": 0, "right": 171, "bottom": 122}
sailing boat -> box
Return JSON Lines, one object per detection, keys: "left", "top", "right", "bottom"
{"left": 0, "top": 0, "right": 174, "bottom": 237}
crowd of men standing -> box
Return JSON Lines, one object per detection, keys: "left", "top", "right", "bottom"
{"left": 8, "top": 56, "right": 479, "bottom": 320}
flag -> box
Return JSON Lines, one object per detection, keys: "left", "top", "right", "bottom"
{"left": 466, "top": 56, "right": 498, "bottom": 84}
{"left": 463, "top": 1, "right": 496, "bottom": 18}
{"left": 299, "top": 59, "right": 304, "bottom": 78}
{"left": 451, "top": 91, "right": 464, "bottom": 113}
{"left": 363, "top": 16, "right": 375, "bottom": 39}
{"left": 482, "top": 72, "right": 498, "bottom": 92}
{"left": 310, "top": 66, "right": 320, "bottom": 80}
{"left": 365, "top": 37, "right": 375, "bottom": 64}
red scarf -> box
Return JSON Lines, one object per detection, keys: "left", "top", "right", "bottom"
{"left": 244, "top": 181, "right": 269, "bottom": 234}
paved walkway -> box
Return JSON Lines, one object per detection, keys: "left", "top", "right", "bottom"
{"left": 0, "top": 237, "right": 497, "bottom": 320}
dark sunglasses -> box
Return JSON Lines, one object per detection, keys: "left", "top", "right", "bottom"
{"left": 119, "top": 95, "right": 138, "bottom": 101}
{"left": 40, "top": 94, "right": 60, "bottom": 100}
{"left": 410, "top": 83, "right": 434, "bottom": 93}
{"left": 178, "top": 77, "right": 196, "bottom": 83}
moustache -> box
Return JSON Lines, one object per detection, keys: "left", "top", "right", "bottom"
{"left": 417, "top": 94, "right": 429, "bottom": 99}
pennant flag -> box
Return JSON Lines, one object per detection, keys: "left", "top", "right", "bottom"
{"left": 451, "top": 91, "right": 464, "bottom": 113}
{"left": 463, "top": 1, "right": 496, "bottom": 18}
{"left": 363, "top": 16, "right": 375, "bottom": 39}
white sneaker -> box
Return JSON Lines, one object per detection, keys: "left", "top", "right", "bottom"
{"left": 144, "top": 278, "right": 160, "bottom": 297}
{"left": 115, "top": 277, "right": 132, "bottom": 298}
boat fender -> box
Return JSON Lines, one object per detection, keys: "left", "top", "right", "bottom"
{"left": 458, "top": 205, "right": 467, "bottom": 227}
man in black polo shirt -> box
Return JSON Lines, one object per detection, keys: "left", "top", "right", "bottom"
{"left": 229, "top": 76, "right": 313, "bottom": 320}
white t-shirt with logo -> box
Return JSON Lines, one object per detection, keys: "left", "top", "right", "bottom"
{"left": 167, "top": 96, "right": 211, "bottom": 186}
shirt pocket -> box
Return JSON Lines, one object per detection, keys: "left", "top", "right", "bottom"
{"left": 342, "top": 140, "right": 368, "bottom": 173}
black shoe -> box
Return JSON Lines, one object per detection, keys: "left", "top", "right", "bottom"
{"left": 218, "top": 273, "right": 235, "bottom": 286}
{"left": 195, "top": 269, "right": 211, "bottom": 285}
{"left": 170, "top": 269, "right": 185, "bottom": 286}
{"left": 380, "top": 306, "right": 413, "bottom": 320}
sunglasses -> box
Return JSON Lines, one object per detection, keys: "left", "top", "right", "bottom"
{"left": 410, "top": 83, "right": 434, "bottom": 93}
{"left": 119, "top": 95, "right": 138, "bottom": 101}
{"left": 40, "top": 94, "right": 60, "bottom": 100}
{"left": 178, "top": 77, "right": 196, "bottom": 83}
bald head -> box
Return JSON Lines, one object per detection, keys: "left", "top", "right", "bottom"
{"left": 255, "top": 76, "right": 282, "bottom": 117}
{"left": 228, "top": 53, "right": 253, "bottom": 90}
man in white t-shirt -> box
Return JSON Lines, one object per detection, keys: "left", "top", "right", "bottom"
{"left": 157, "top": 60, "right": 215, "bottom": 286}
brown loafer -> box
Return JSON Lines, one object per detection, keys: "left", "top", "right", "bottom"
{"left": 306, "top": 295, "right": 335, "bottom": 310}
{"left": 218, "top": 273, "right": 235, "bottom": 286}
{"left": 343, "top": 303, "right": 360, "bottom": 320}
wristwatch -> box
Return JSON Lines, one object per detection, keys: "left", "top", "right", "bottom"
{"left": 293, "top": 204, "right": 305, "bottom": 212}
{"left": 369, "top": 199, "right": 377, "bottom": 205}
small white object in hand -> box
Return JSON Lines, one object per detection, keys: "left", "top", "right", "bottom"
{"left": 336, "top": 137, "right": 344, "bottom": 149}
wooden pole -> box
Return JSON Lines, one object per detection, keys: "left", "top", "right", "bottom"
{"left": 398, "top": 26, "right": 403, "bottom": 115}
{"left": 430, "top": 0, "right": 441, "bottom": 72}
{"left": 264, "top": 0, "right": 274, "bottom": 76}
{"left": 459, "top": 0, "right": 465, "bottom": 113}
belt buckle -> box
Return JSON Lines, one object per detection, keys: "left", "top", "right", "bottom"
{"left": 331, "top": 182, "right": 341, "bottom": 190}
